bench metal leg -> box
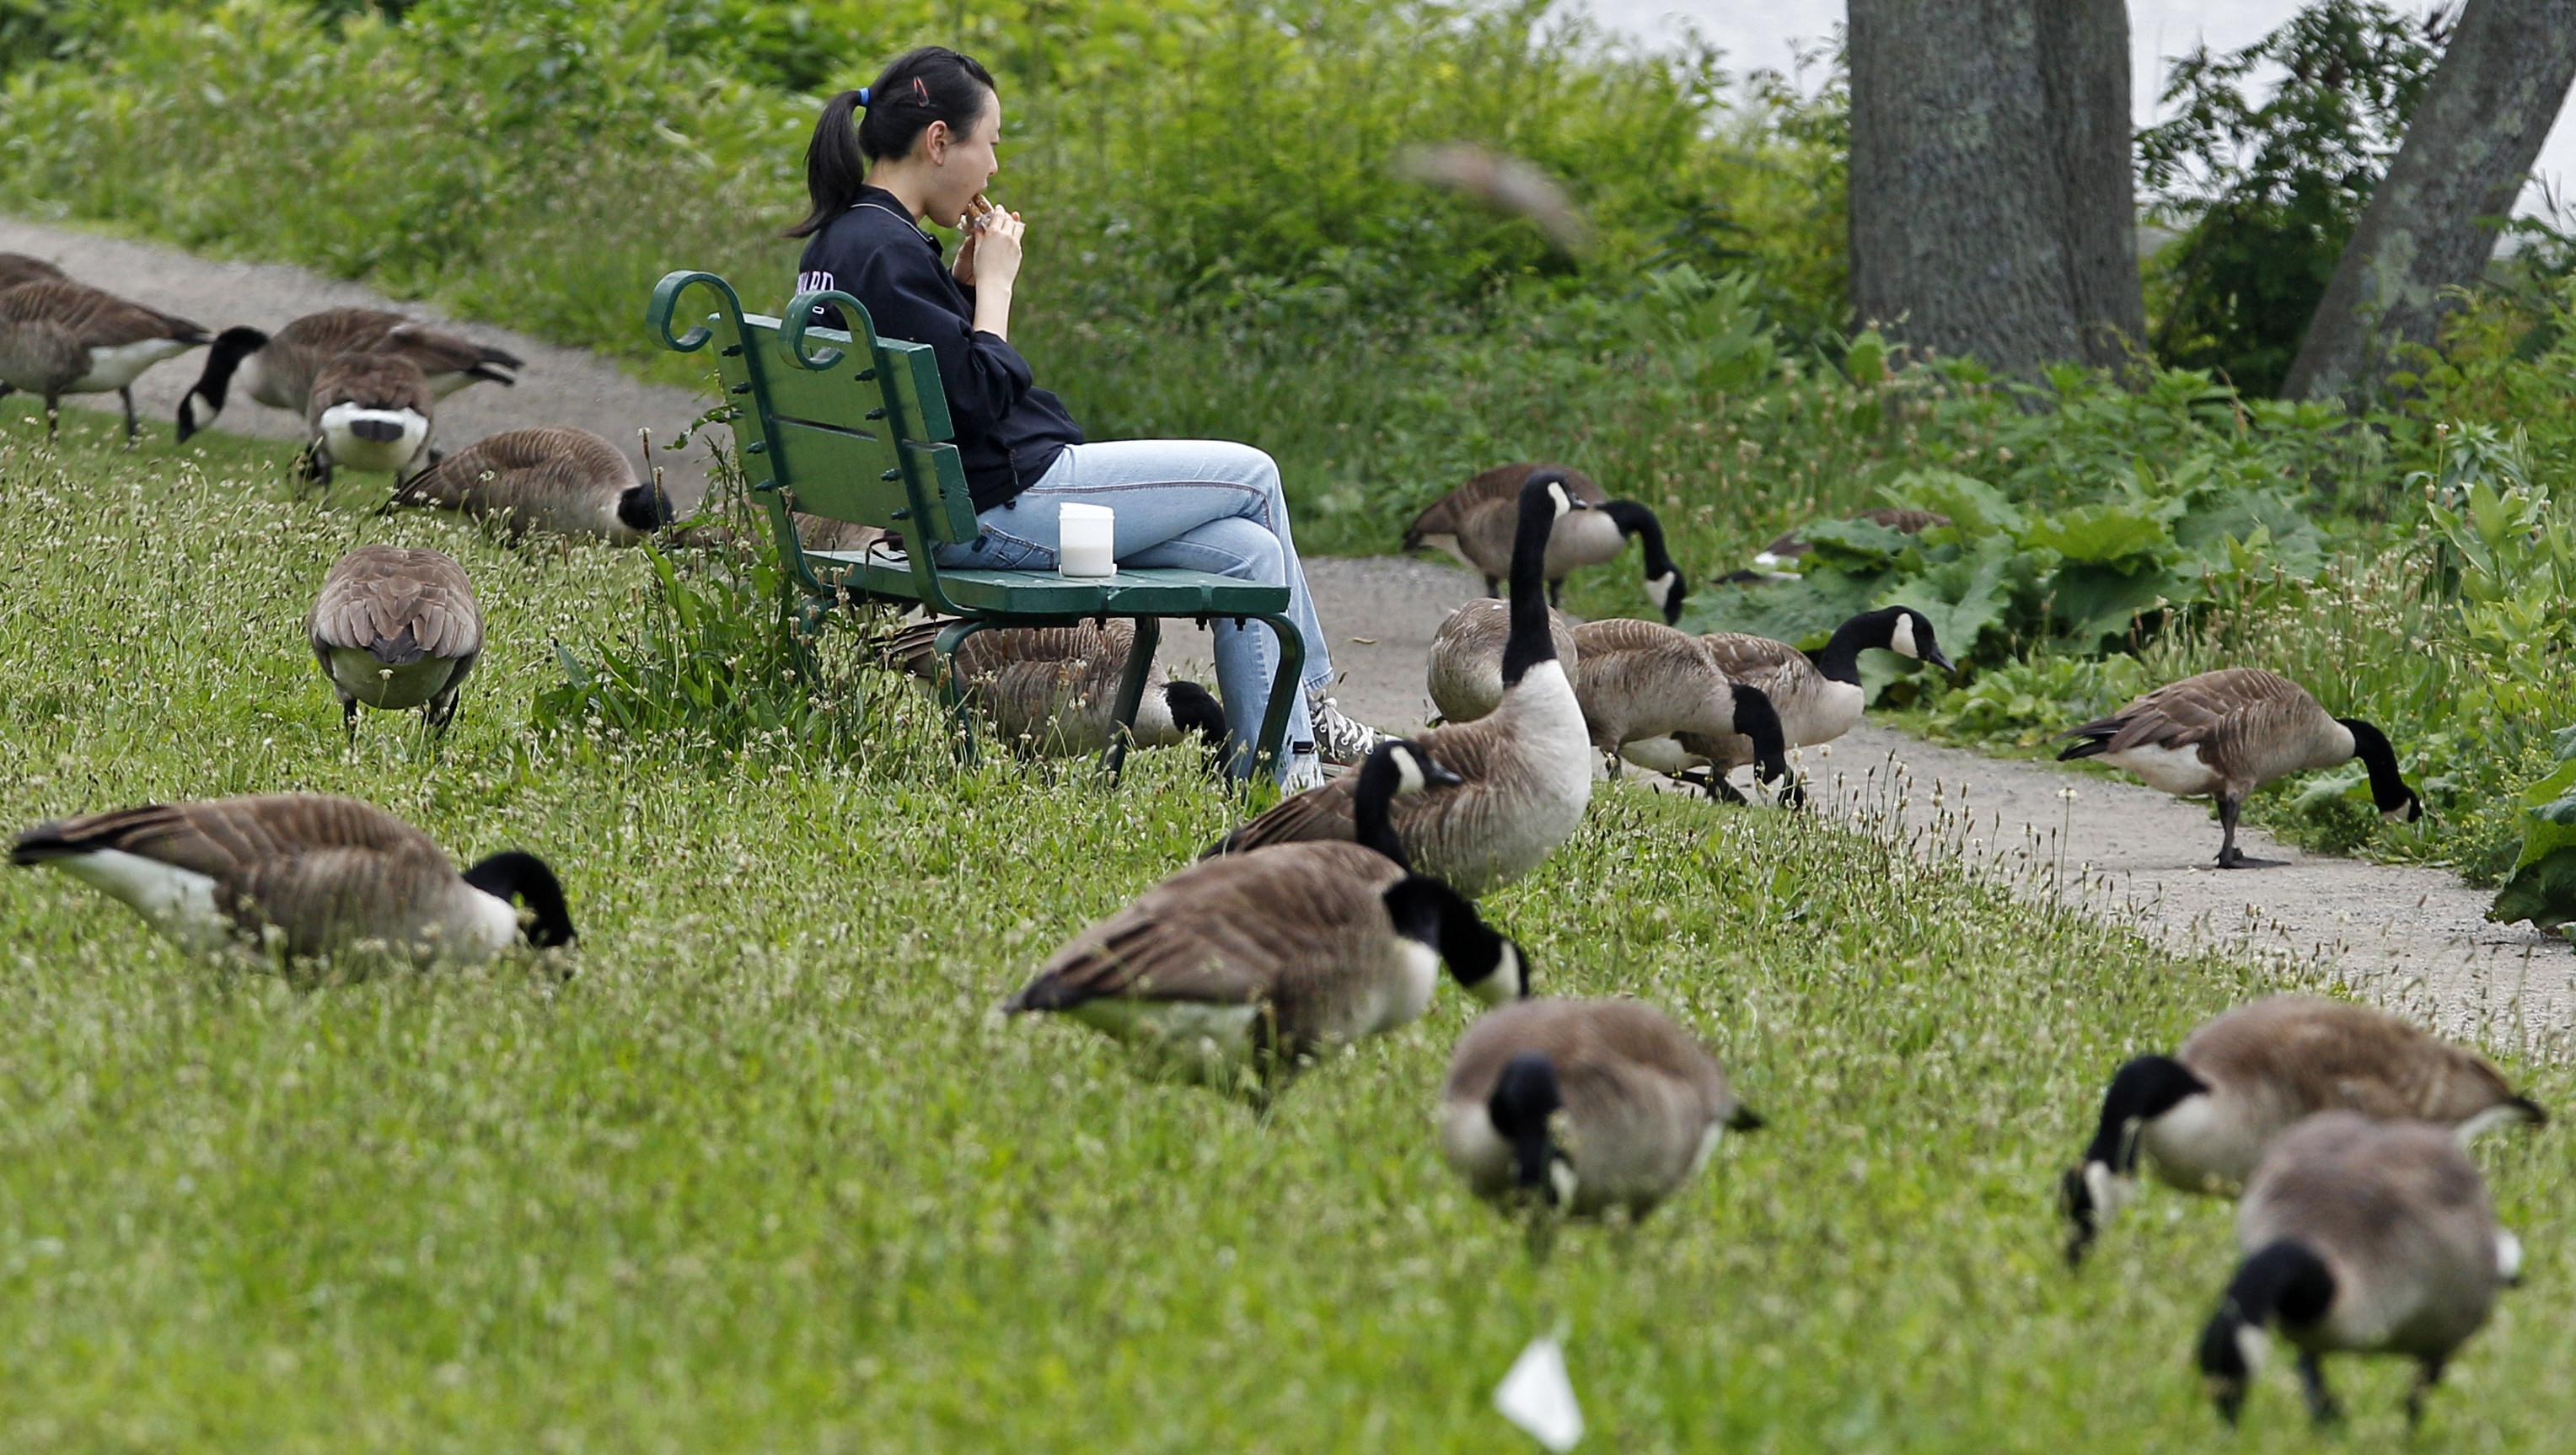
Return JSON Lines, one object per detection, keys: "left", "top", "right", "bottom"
{"left": 1251, "top": 613, "right": 1307, "bottom": 784}
{"left": 1099, "top": 615, "right": 1161, "bottom": 783}
{"left": 933, "top": 617, "right": 997, "bottom": 769}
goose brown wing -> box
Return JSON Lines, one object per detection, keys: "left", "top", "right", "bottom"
{"left": 1012, "top": 846, "right": 1388, "bottom": 1011}
{"left": 1695, "top": 633, "right": 1810, "bottom": 696}
{"left": 1209, "top": 774, "right": 1361, "bottom": 854}
{"left": 394, "top": 427, "right": 624, "bottom": 513}
{"left": 309, "top": 353, "right": 433, "bottom": 415}
{"left": 309, "top": 548, "right": 482, "bottom": 663}
{"left": 0, "top": 281, "right": 207, "bottom": 345}
{"left": 384, "top": 321, "right": 518, "bottom": 375}
{"left": 275, "top": 309, "right": 411, "bottom": 357}
{"left": 1404, "top": 462, "right": 1605, "bottom": 545}
{"left": 0, "top": 254, "right": 67, "bottom": 290}
{"left": 2073, "top": 668, "right": 2311, "bottom": 754}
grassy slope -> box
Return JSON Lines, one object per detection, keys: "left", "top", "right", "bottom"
{"left": 0, "top": 400, "right": 2567, "bottom": 1452}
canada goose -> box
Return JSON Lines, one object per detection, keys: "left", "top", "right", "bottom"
{"left": 305, "top": 352, "right": 435, "bottom": 486}
{"left": 1567, "top": 617, "right": 1801, "bottom": 805}
{"left": 1441, "top": 997, "right": 1762, "bottom": 1219}
{"left": 1006, "top": 740, "right": 1530, "bottom": 1087}
{"left": 1623, "top": 606, "right": 1951, "bottom": 777}
{"left": 1742, "top": 507, "right": 1952, "bottom": 579}
{"left": 1403, "top": 463, "right": 1686, "bottom": 624}
{"left": 178, "top": 308, "right": 520, "bottom": 440}
{"left": 2055, "top": 668, "right": 2422, "bottom": 869}
{"left": 308, "top": 545, "right": 483, "bottom": 737}
{"left": 885, "top": 616, "right": 1225, "bottom": 763}
{"left": 1210, "top": 471, "right": 1594, "bottom": 897}
{"left": 2060, "top": 995, "right": 2542, "bottom": 1264}
{"left": 390, "top": 426, "right": 673, "bottom": 544}
{"left": 1425, "top": 596, "right": 1578, "bottom": 724}
{"left": 0, "top": 253, "right": 68, "bottom": 291}
{"left": 10, "top": 793, "right": 574, "bottom": 965}
{"left": 0, "top": 280, "right": 209, "bottom": 441}
{"left": 2196, "top": 1112, "right": 2519, "bottom": 1427}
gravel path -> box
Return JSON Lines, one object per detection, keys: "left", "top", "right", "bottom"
{"left": 20, "top": 215, "right": 2568, "bottom": 1044}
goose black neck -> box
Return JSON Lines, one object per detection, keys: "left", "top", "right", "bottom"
{"left": 1730, "top": 683, "right": 1793, "bottom": 787}
{"left": 620, "top": 483, "right": 677, "bottom": 534}
{"left": 2224, "top": 1240, "right": 2337, "bottom": 1334}
{"left": 1500, "top": 475, "right": 1568, "bottom": 687}
{"left": 1489, "top": 1051, "right": 1564, "bottom": 1200}
{"left": 463, "top": 850, "right": 577, "bottom": 948}
{"left": 2337, "top": 718, "right": 2412, "bottom": 813}
{"left": 1350, "top": 754, "right": 1415, "bottom": 871}
{"left": 1383, "top": 874, "right": 1506, "bottom": 985}
{"left": 1602, "top": 500, "right": 1671, "bottom": 569}
{"left": 1813, "top": 608, "right": 1897, "bottom": 686}
{"left": 2081, "top": 1055, "right": 2208, "bottom": 1172}
{"left": 177, "top": 325, "right": 266, "bottom": 436}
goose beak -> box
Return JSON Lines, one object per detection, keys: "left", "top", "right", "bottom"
{"left": 1924, "top": 645, "right": 1956, "bottom": 673}
{"left": 1422, "top": 759, "right": 1465, "bottom": 789}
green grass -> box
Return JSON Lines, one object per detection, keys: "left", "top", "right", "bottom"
{"left": 1, "top": 401, "right": 2570, "bottom": 1452}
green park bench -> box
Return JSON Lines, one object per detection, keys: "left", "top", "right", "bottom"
{"left": 646, "top": 270, "right": 1304, "bottom": 780}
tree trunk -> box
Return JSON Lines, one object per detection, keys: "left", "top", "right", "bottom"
{"left": 2283, "top": 0, "right": 2576, "bottom": 402}
{"left": 1848, "top": 0, "right": 2144, "bottom": 376}
{"left": 2037, "top": 0, "right": 2148, "bottom": 369}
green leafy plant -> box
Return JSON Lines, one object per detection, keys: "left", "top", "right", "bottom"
{"left": 2492, "top": 725, "right": 2576, "bottom": 937}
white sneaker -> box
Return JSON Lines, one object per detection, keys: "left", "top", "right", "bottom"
{"left": 1280, "top": 745, "right": 1325, "bottom": 792}
{"left": 1307, "top": 689, "right": 1392, "bottom": 766}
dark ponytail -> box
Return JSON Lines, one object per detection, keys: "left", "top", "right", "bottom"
{"left": 785, "top": 46, "right": 997, "bottom": 239}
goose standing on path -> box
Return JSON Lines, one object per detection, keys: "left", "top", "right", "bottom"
{"left": 1621, "top": 606, "right": 1951, "bottom": 779}
{"left": 305, "top": 352, "right": 436, "bottom": 486}
{"left": 2060, "top": 995, "right": 2542, "bottom": 1264}
{"left": 389, "top": 426, "right": 674, "bottom": 544}
{"left": 1007, "top": 740, "right": 1530, "bottom": 1089}
{"left": 2195, "top": 1112, "right": 2520, "bottom": 1428}
{"left": 1425, "top": 596, "right": 1579, "bottom": 725}
{"left": 2055, "top": 668, "right": 2422, "bottom": 869}
{"left": 1567, "top": 616, "right": 1801, "bottom": 804}
{"left": 1441, "top": 997, "right": 1762, "bottom": 1219}
{"left": 1209, "top": 471, "right": 1594, "bottom": 896}
{"left": 308, "top": 545, "right": 484, "bottom": 738}
{"left": 178, "top": 308, "right": 521, "bottom": 440}
{"left": 0, "top": 280, "right": 210, "bottom": 441}
{"left": 1403, "top": 462, "right": 1687, "bottom": 624}
{"left": 10, "top": 794, "right": 574, "bottom": 966}
{"left": 884, "top": 617, "right": 1225, "bottom": 764}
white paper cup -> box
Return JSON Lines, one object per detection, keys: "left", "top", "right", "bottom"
{"left": 1059, "top": 502, "right": 1116, "bottom": 577}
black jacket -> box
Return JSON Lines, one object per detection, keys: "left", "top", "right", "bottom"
{"left": 795, "top": 185, "right": 1082, "bottom": 513}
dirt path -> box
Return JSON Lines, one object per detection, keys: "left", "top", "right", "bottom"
{"left": 20, "top": 216, "right": 2569, "bottom": 1044}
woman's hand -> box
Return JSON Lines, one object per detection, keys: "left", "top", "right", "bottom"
{"left": 952, "top": 194, "right": 997, "bottom": 286}
{"left": 970, "top": 207, "right": 1025, "bottom": 293}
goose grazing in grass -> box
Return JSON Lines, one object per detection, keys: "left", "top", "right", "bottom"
{"left": 1568, "top": 617, "right": 1800, "bottom": 804}
{"left": 885, "top": 616, "right": 1225, "bottom": 764}
{"left": 1210, "top": 470, "right": 1593, "bottom": 897}
{"left": 10, "top": 794, "right": 574, "bottom": 966}
{"left": 1740, "top": 507, "right": 1952, "bottom": 580}
{"left": 0, "top": 280, "right": 209, "bottom": 441}
{"left": 1621, "top": 606, "right": 1951, "bottom": 779}
{"left": 304, "top": 352, "right": 435, "bottom": 486}
{"left": 1403, "top": 462, "right": 1686, "bottom": 624}
{"left": 1425, "top": 596, "right": 1578, "bottom": 725}
{"left": 1007, "top": 739, "right": 1530, "bottom": 1089}
{"left": 389, "top": 426, "right": 673, "bottom": 544}
{"left": 0, "top": 253, "right": 68, "bottom": 291}
{"left": 2196, "top": 1112, "right": 2520, "bottom": 1428}
{"left": 178, "top": 308, "right": 520, "bottom": 441}
{"left": 1441, "top": 997, "right": 1762, "bottom": 1219}
{"left": 308, "top": 545, "right": 484, "bottom": 738}
{"left": 2055, "top": 668, "right": 2421, "bottom": 869}
{"left": 2060, "top": 995, "right": 2541, "bottom": 1266}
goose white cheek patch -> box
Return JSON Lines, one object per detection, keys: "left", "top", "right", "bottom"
{"left": 1889, "top": 614, "right": 1919, "bottom": 659}
{"left": 1648, "top": 573, "right": 1677, "bottom": 610}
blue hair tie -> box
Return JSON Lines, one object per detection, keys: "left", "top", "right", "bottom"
{"left": 856, "top": 87, "right": 871, "bottom": 106}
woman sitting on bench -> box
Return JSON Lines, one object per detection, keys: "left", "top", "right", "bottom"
{"left": 786, "top": 46, "right": 1386, "bottom": 788}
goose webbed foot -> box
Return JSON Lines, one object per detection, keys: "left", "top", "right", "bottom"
{"left": 120, "top": 386, "right": 140, "bottom": 446}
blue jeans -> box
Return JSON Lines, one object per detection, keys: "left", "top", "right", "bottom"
{"left": 931, "top": 439, "right": 1334, "bottom": 781}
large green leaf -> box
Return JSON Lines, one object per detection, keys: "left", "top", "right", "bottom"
{"left": 1882, "top": 469, "right": 2024, "bottom": 537}
{"left": 2172, "top": 486, "right": 2328, "bottom": 578}
{"left": 1681, "top": 569, "right": 1880, "bottom": 650}
{"left": 2488, "top": 748, "right": 2576, "bottom": 934}
{"left": 1796, "top": 518, "right": 1923, "bottom": 573}
{"left": 1879, "top": 540, "right": 2035, "bottom": 666}
{"left": 2050, "top": 563, "right": 2192, "bottom": 651}
{"left": 2021, "top": 500, "right": 2177, "bottom": 566}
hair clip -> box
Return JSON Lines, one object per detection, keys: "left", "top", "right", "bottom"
{"left": 856, "top": 87, "right": 871, "bottom": 106}
{"left": 913, "top": 77, "right": 929, "bottom": 101}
